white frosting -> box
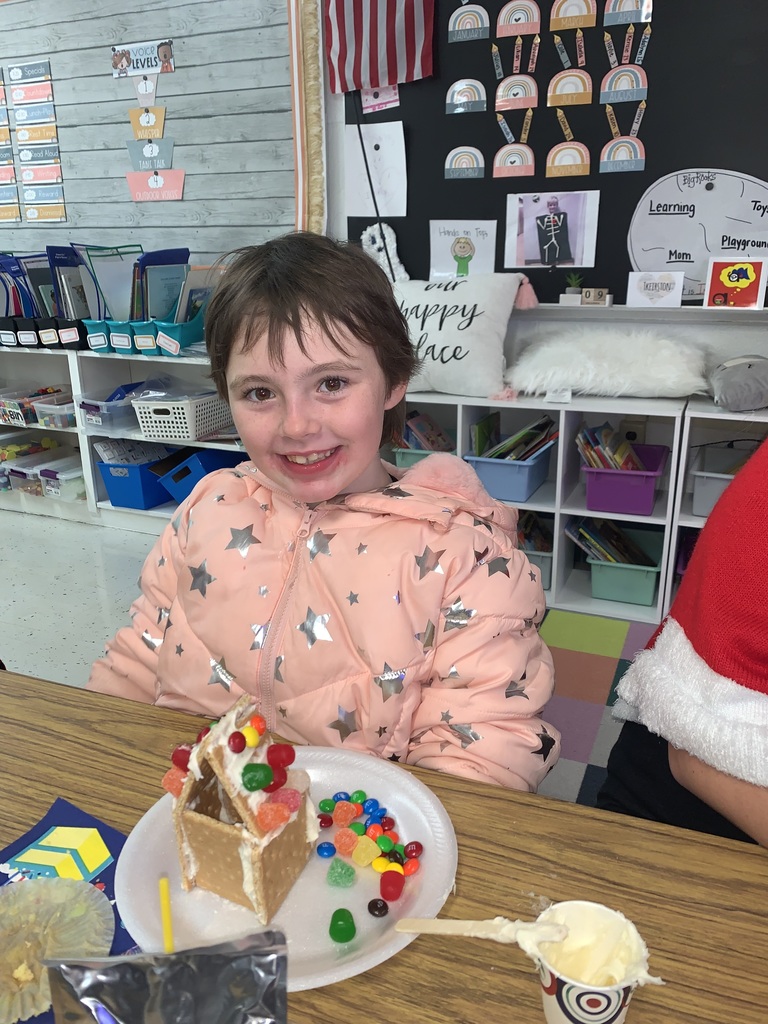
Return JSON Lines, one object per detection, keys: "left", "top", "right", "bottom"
{"left": 517, "top": 901, "right": 663, "bottom": 988}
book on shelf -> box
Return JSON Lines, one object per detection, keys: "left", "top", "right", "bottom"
{"left": 403, "top": 409, "right": 454, "bottom": 451}
{"left": 517, "top": 510, "right": 553, "bottom": 553}
{"left": 576, "top": 420, "right": 645, "bottom": 472}
{"left": 482, "top": 414, "right": 557, "bottom": 461}
{"left": 174, "top": 265, "right": 223, "bottom": 324}
{"left": 565, "top": 516, "right": 656, "bottom": 567}
{"left": 470, "top": 410, "right": 501, "bottom": 458}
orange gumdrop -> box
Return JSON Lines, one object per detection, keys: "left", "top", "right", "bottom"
{"left": 161, "top": 765, "right": 187, "bottom": 798}
{"left": 257, "top": 801, "right": 291, "bottom": 832}
{"left": 332, "top": 800, "right": 358, "bottom": 827}
{"left": 334, "top": 827, "right": 360, "bottom": 856}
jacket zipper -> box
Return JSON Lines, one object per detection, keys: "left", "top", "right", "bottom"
{"left": 258, "top": 505, "right": 324, "bottom": 731}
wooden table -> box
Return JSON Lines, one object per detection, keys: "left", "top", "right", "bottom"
{"left": 2, "top": 671, "right": 767, "bottom": 1023}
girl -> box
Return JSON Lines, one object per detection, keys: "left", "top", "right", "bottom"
{"left": 89, "top": 232, "right": 560, "bottom": 791}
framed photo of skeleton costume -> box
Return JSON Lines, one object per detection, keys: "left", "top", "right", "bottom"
{"left": 505, "top": 190, "right": 601, "bottom": 269}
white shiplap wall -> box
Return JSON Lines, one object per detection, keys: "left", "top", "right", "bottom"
{"left": 0, "top": 0, "right": 296, "bottom": 261}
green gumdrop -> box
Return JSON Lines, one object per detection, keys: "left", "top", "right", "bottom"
{"left": 327, "top": 858, "right": 357, "bottom": 888}
{"left": 329, "top": 908, "right": 356, "bottom": 943}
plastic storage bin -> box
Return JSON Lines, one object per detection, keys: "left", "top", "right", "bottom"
{"left": 0, "top": 387, "right": 64, "bottom": 427}
{"left": 582, "top": 443, "right": 669, "bottom": 516}
{"left": 8, "top": 448, "right": 75, "bottom": 496}
{"left": 392, "top": 447, "right": 457, "bottom": 468}
{"left": 463, "top": 440, "right": 555, "bottom": 502}
{"left": 587, "top": 528, "right": 664, "bottom": 607}
{"left": 96, "top": 457, "right": 175, "bottom": 510}
{"left": 153, "top": 447, "right": 243, "bottom": 503}
{"left": 77, "top": 390, "right": 141, "bottom": 431}
{"left": 33, "top": 392, "right": 76, "bottom": 429}
{"left": 133, "top": 391, "right": 233, "bottom": 441}
{"left": 40, "top": 458, "right": 86, "bottom": 502}
{"left": 130, "top": 320, "right": 159, "bottom": 354}
{"left": 526, "top": 550, "right": 552, "bottom": 590}
{"left": 690, "top": 445, "right": 753, "bottom": 518}
{"left": 83, "top": 319, "right": 112, "bottom": 353}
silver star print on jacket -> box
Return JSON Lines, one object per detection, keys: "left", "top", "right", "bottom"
{"left": 189, "top": 560, "right": 215, "bottom": 597}
{"left": 297, "top": 607, "right": 332, "bottom": 648}
{"left": 441, "top": 597, "right": 476, "bottom": 630}
{"left": 209, "top": 657, "right": 234, "bottom": 690}
{"left": 373, "top": 663, "right": 406, "bottom": 701}
{"left": 307, "top": 529, "right": 335, "bottom": 561}
{"left": 414, "top": 545, "right": 445, "bottom": 579}
{"left": 225, "top": 525, "right": 261, "bottom": 558}
{"left": 250, "top": 622, "right": 270, "bottom": 650}
{"left": 328, "top": 705, "right": 358, "bottom": 740}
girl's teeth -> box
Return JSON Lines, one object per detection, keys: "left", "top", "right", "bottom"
{"left": 286, "top": 449, "right": 333, "bottom": 465}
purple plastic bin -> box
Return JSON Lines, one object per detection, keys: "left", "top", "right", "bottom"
{"left": 582, "top": 443, "right": 669, "bottom": 516}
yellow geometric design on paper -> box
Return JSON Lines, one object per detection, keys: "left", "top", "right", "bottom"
{"left": 39, "top": 827, "right": 111, "bottom": 873}
{"left": 13, "top": 848, "right": 83, "bottom": 879}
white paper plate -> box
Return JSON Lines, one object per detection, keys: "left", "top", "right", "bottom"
{"left": 115, "top": 747, "right": 457, "bottom": 991}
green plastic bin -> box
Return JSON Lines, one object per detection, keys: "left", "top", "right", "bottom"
{"left": 587, "top": 528, "right": 663, "bottom": 606}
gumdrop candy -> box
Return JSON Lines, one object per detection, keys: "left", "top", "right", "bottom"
{"left": 161, "top": 765, "right": 187, "bottom": 798}
{"left": 334, "top": 827, "right": 360, "bottom": 856}
{"left": 270, "top": 787, "right": 302, "bottom": 813}
{"left": 327, "top": 858, "right": 356, "bottom": 888}
{"left": 329, "top": 908, "right": 356, "bottom": 943}
{"left": 332, "top": 800, "right": 358, "bottom": 827}
{"left": 256, "top": 801, "right": 291, "bottom": 833}
{"left": 380, "top": 867, "right": 405, "bottom": 902}
{"left": 351, "top": 835, "right": 380, "bottom": 867}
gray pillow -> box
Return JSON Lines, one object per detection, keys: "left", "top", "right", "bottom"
{"left": 710, "top": 356, "right": 768, "bottom": 412}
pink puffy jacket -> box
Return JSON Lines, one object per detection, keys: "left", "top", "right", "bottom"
{"left": 89, "top": 454, "right": 560, "bottom": 790}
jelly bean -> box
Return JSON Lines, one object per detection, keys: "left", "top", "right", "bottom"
{"left": 250, "top": 714, "right": 267, "bottom": 735}
{"left": 333, "top": 791, "right": 351, "bottom": 803}
{"left": 317, "top": 842, "right": 337, "bottom": 858}
{"left": 350, "top": 789, "right": 367, "bottom": 804}
{"left": 241, "top": 763, "right": 273, "bottom": 792}
{"left": 334, "top": 828, "right": 359, "bottom": 856}
{"left": 161, "top": 765, "right": 186, "bottom": 798}
{"left": 365, "top": 824, "right": 384, "bottom": 840}
{"left": 380, "top": 868, "right": 405, "bottom": 902}
{"left": 387, "top": 850, "right": 404, "bottom": 866}
{"left": 171, "top": 743, "right": 192, "bottom": 770}
{"left": 380, "top": 816, "right": 396, "bottom": 832}
{"left": 351, "top": 835, "right": 380, "bottom": 867}
{"left": 263, "top": 766, "right": 288, "bottom": 793}
{"left": 329, "top": 908, "right": 356, "bottom": 943}
{"left": 376, "top": 834, "right": 394, "bottom": 853}
{"left": 327, "top": 858, "right": 356, "bottom": 888}
{"left": 368, "top": 898, "right": 389, "bottom": 918}
{"left": 371, "top": 856, "right": 390, "bottom": 873}
{"left": 318, "top": 798, "right": 336, "bottom": 814}
{"left": 403, "top": 857, "right": 420, "bottom": 877}
{"left": 256, "top": 802, "right": 290, "bottom": 833}
{"left": 349, "top": 822, "right": 366, "bottom": 836}
{"left": 383, "top": 861, "right": 404, "bottom": 875}
{"left": 241, "top": 725, "right": 260, "bottom": 748}
{"left": 386, "top": 831, "right": 400, "bottom": 846}
{"left": 332, "top": 800, "right": 358, "bottom": 827}
{"left": 362, "top": 798, "right": 379, "bottom": 814}
{"left": 267, "top": 742, "right": 296, "bottom": 768}
{"left": 318, "top": 813, "right": 334, "bottom": 829}
{"left": 196, "top": 726, "right": 211, "bottom": 743}
{"left": 271, "top": 787, "right": 302, "bottom": 813}
{"left": 227, "top": 731, "right": 246, "bottom": 754}
{"left": 404, "top": 841, "right": 424, "bottom": 859}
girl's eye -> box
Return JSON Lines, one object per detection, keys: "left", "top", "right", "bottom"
{"left": 247, "top": 386, "right": 273, "bottom": 402}
{"left": 320, "top": 377, "right": 346, "bottom": 394}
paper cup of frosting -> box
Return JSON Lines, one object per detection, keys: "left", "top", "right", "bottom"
{"left": 516, "top": 900, "right": 663, "bottom": 1024}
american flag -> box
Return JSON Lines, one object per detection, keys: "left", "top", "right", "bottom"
{"left": 324, "top": 0, "right": 435, "bottom": 94}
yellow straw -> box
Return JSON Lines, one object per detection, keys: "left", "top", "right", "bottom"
{"left": 158, "top": 874, "right": 174, "bottom": 954}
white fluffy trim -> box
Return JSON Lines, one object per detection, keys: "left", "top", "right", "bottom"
{"left": 614, "top": 617, "right": 768, "bottom": 786}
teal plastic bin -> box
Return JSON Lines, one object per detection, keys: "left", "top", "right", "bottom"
{"left": 587, "top": 528, "right": 663, "bottom": 606}
{"left": 130, "top": 320, "right": 159, "bottom": 354}
{"left": 83, "top": 319, "right": 112, "bottom": 354}
{"left": 154, "top": 310, "right": 205, "bottom": 357}
{"left": 526, "top": 550, "right": 552, "bottom": 590}
{"left": 106, "top": 321, "right": 136, "bottom": 354}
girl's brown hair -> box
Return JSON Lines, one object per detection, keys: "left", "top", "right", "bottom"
{"left": 205, "top": 232, "right": 417, "bottom": 445}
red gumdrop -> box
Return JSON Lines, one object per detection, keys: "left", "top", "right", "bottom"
{"left": 267, "top": 743, "right": 296, "bottom": 769}
{"left": 196, "top": 726, "right": 211, "bottom": 744}
{"left": 317, "top": 812, "right": 334, "bottom": 828}
{"left": 171, "top": 744, "right": 191, "bottom": 771}
{"left": 227, "top": 730, "right": 246, "bottom": 753}
{"left": 380, "top": 816, "right": 396, "bottom": 832}
{"left": 404, "top": 840, "right": 424, "bottom": 859}
{"left": 380, "top": 869, "right": 405, "bottom": 902}
{"left": 270, "top": 787, "right": 302, "bottom": 813}
{"left": 263, "top": 765, "right": 288, "bottom": 792}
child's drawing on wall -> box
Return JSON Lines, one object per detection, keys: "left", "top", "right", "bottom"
{"left": 451, "top": 236, "right": 475, "bottom": 277}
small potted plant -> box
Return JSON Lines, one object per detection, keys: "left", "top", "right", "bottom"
{"left": 564, "top": 272, "right": 584, "bottom": 294}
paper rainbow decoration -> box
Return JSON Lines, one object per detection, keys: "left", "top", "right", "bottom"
{"left": 546, "top": 141, "right": 591, "bottom": 177}
{"left": 493, "top": 143, "right": 535, "bottom": 177}
{"left": 497, "top": 1, "right": 541, "bottom": 36}
{"left": 604, "top": 0, "right": 652, "bottom": 26}
{"left": 547, "top": 70, "right": 593, "bottom": 107}
{"left": 448, "top": 4, "right": 491, "bottom": 42}
{"left": 599, "top": 64, "right": 648, "bottom": 103}
{"left": 496, "top": 75, "right": 539, "bottom": 111}
{"left": 446, "top": 79, "right": 487, "bottom": 114}
{"left": 550, "top": 0, "right": 597, "bottom": 31}
{"left": 445, "top": 146, "right": 486, "bottom": 179}
{"left": 600, "top": 136, "right": 646, "bottom": 173}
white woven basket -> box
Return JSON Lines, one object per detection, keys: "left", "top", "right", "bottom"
{"left": 132, "top": 393, "right": 233, "bottom": 441}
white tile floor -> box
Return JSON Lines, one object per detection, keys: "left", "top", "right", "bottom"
{"left": 0, "top": 510, "right": 152, "bottom": 686}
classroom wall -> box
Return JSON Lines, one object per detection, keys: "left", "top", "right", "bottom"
{"left": 0, "top": 0, "right": 296, "bottom": 261}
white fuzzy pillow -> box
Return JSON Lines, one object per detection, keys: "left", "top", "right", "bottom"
{"left": 506, "top": 328, "right": 710, "bottom": 398}
{"left": 395, "top": 275, "right": 522, "bottom": 397}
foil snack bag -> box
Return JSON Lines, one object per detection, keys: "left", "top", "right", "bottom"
{"left": 45, "top": 932, "right": 286, "bottom": 1024}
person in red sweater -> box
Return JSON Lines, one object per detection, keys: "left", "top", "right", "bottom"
{"left": 598, "top": 438, "right": 768, "bottom": 846}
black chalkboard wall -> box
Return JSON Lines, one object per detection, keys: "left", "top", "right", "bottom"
{"left": 346, "top": 1, "right": 768, "bottom": 303}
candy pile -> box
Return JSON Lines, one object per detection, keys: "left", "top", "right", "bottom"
{"left": 316, "top": 788, "right": 425, "bottom": 943}
{"left": 161, "top": 714, "right": 301, "bottom": 834}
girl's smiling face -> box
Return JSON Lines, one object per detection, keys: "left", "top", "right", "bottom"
{"left": 226, "top": 320, "right": 407, "bottom": 503}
